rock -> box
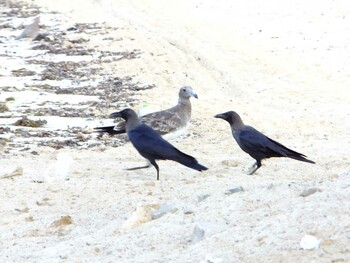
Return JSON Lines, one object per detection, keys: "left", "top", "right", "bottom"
{"left": 183, "top": 206, "right": 195, "bottom": 215}
{"left": 51, "top": 215, "right": 73, "bottom": 227}
{"left": 191, "top": 223, "right": 206, "bottom": 243}
{"left": 197, "top": 193, "right": 210, "bottom": 202}
{"left": 300, "top": 235, "right": 321, "bottom": 250}
{"left": 225, "top": 185, "right": 244, "bottom": 195}
{"left": 152, "top": 204, "right": 178, "bottom": 219}
{"left": 123, "top": 204, "right": 158, "bottom": 229}
{"left": 191, "top": 222, "right": 223, "bottom": 243}
{"left": 300, "top": 188, "right": 321, "bottom": 197}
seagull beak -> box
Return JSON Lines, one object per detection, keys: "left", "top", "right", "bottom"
{"left": 191, "top": 91, "right": 198, "bottom": 99}
{"left": 110, "top": 111, "right": 122, "bottom": 118}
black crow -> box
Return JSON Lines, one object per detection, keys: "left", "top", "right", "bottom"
{"left": 114, "top": 108, "right": 208, "bottom": 180}
{"left": 215, "top": 111, "right": 315, "bottom": 174}
{"left": 94, "top": 86, "right": 198, "bottom": 139}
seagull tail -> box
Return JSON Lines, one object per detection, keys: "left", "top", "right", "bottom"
{"left": 93, "top": 125, "right": 126, "bottom": 135}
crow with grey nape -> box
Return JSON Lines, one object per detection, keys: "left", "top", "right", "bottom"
{"left": 114, "top": 108, "right": 208, "bottom": 180}
{"left": 215, "top": 111, "right": 315, "bottom": 175}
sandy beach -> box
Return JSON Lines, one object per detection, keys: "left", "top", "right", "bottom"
{"left": 1, "top": 0, "right": 350, "bottom": 262}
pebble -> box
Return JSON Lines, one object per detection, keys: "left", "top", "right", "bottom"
{"left": 225, "top": 185, "right": 244, "bottom": 195}
{"left": 197, "top": 193, "right": 210, "bottom": 202}
{"left": 152, "top": 204, "right": 178, "bottom": 219}
{"left": 191, "top": 222, "right": 222, "bottom": 243}
{"left": 300, "top": 188, "right": 321, "bottom": 197}
{"left": 200, "top": 255, "right": 223, "bottom": 263}
{"left": 191, "top": 223, "right": 206, "bottom": 243}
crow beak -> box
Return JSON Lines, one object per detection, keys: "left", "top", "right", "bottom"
{"left": 110, "top": 111, "right": 122, "bottom": 118}
{"left": 214, "top": 113, "right": 225, "bottom": 119}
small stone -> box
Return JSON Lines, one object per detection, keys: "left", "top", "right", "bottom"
{"left": 183, "top": 207, "right": 194, "bottom": 214}
{"left": 191, "top": 222, "right": 222, "bottom": 243}
{"left": 300, "top": 235, "right": 321, "bottom": 250}
{"left": 300, "top": 188, "right": 321, "bottom": 197}
{"left": 191, "top": 223, "right": 206, "bottom": 243}
{"left": 267, "top": 183, "right": 273, "bottom": 190}
{"left": 321, "top": 239, "right": 334, "bottom": 247}
{"left": 25, "top": 216, "right": 34, "bottom": 222}
{"left": 144, "top": 181, "right": 155, "bottom": 187}
{"left": 15, "top": 207, "right": 29, "bottom": 213}
{"left": 225, "top": 186, "right": 244, "bottom": 195}
{"left": 197, "top": 193, "right": 210, "bottom": 202}
{"left": 152, "top": 204, "right": 178, "bottom": 219}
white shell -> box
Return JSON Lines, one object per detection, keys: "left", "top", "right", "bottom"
{"left": 300, "top": 235, "right": 321, "bottom": 250}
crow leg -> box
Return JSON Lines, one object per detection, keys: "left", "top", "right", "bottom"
{"left": 126, "top": 164, "right": 150, "bottom": 171}
{"left": 126, "top": 160, "right": 151, "bottom": 171}
{"left": 247, "top": 160, "right": 262, "bottom": 175}
{"left": 150, "top": 160, "right": 160, "bottom": 180}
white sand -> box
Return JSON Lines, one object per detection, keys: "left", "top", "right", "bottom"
{"left": 1, "top": 0, "right": 350, "bottom": 262}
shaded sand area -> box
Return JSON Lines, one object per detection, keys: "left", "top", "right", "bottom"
{"left": 1, "top": 0, "right": 350, "bottom": 262}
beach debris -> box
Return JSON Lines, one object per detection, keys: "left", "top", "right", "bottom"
{"left": 43, "top": 152, "right": 74, "bottom": 183}
{"left": 224, "top": 185, "right": 244, "bottom": 195}
{"left": 16, "top": 16, "right": 40, "bottom": 40}
{"left": 1, "top": 167, "right": 23, "bottom": 179}
{"left": 300, "top": 235, "right": 321, "bottom": 250}
{"left": 0, "top": 103, "right": 9, "bottom": 112}
{"left": 13, "top": 116, "right": 47, "bottom": 128}
{"left": 54, "top": 153, "right": 74, "bottom": 180}
{"left": 300, "top": 188, "right": 321, "bottom": 197}
{"left": 152, "top": 203, "right": 178, "bottom": 219}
